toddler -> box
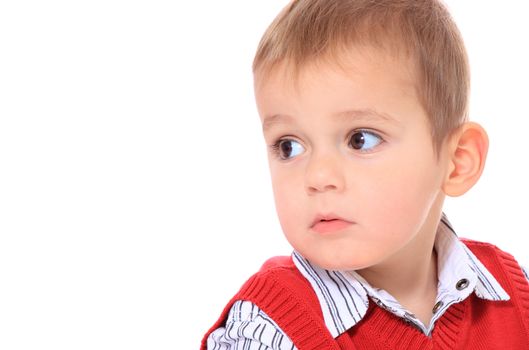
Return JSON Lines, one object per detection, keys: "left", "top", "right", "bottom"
{"left": 202, "top": 0, "right": 529, "bottom": 348}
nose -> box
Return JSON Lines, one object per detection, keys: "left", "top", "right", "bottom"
{"left": 305, "top": 152, "right": 346, "bottom": 194}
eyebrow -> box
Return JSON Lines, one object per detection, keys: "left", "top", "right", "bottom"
{"left": 262, "top": 108, "right": 400, "bottom": 132}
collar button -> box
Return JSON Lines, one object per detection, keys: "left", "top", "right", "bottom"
{"left": 432, "top": 301, "right": 444, "bottom": 314}
{"left": 456, "top": 278, "right": 470, "bottom": 291}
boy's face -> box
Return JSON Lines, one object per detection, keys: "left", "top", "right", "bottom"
{"left": 255, "top": 47, "right": 451, "bottom": 271}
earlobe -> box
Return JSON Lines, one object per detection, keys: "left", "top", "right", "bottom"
{"left": 442, "top": 122, "right": 489, "bottom": 197}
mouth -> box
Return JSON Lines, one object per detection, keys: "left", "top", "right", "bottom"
{"left": 310, "top": 214, "right": 354, "bottom": 234}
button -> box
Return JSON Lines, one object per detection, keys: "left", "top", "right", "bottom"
{"left": 432, "top": 301, "right": 444, "bottom": 314}
{"left": 456, "top": 278, "right": 469, "bottom": 290}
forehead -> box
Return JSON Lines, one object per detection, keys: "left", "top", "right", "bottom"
{"left": 254, "top": 44, "right": 417, "bottom": 94}
{"left": 255, "top": 46, "right": 421, "bottom": 129}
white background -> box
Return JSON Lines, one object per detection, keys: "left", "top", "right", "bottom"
{"left": 0, "top": 1, "right": 528, "bottom": 349}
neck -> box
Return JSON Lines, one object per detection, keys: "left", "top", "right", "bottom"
{"left": 356, "top": 208, "right": 442, "bottom": 326}
{"left": 357, "top": 242, "right": 438, "bottom": 299}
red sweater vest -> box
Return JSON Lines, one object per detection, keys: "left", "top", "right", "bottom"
{"left": 202, "top": 240, "right": 529, "bottom": 349}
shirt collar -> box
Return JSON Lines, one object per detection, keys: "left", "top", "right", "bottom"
{"left": 291, "top": 213, "right": 510, "bottom": 338}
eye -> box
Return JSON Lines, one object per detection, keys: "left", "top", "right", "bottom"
{"left": 270, "top": 139, "right": 305, "bottom": 160}
{"left": 348, "top": 130, "right": 383, "bottom": 152}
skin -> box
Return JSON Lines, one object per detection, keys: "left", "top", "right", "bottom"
{"left": 254, "top": 46, "right": 488, "bottom": 326}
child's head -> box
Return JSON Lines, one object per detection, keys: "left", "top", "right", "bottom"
{"left": 253, "top": 0, "right": 488, "bottom": 271}
{"left": 254, "top": 0, "right": 470, "bottom": 152}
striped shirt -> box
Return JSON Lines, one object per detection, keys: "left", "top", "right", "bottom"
{"left": 207, "top": 214, "right": 529, "bottom": 349}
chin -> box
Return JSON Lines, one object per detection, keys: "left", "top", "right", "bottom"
{"left": 304, "top": 249, "right": 373, "bottom": 271}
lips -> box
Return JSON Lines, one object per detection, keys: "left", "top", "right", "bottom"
{"left": 310, "top": 214, "right": 353, "bottom": 234}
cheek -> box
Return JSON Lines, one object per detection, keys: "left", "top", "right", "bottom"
{"left": 270, "top": 170, "right": 304, "bottom": 228}
{"left": 354, "top": 155, "right": 442, "bottom": 235}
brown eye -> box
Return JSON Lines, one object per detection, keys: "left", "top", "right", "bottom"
{"left": 274, "top": 139, "right": 304, "bottom": 160}
{"left": 279, "top": 140, "right": 292, "bottom": 158}
{"left": 348, "top": 131, "right": 382, "bottom": 152}
{"left": 350, "top": 132, "right": 365, "bottom": 150}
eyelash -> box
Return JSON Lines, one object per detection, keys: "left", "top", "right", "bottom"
{"left": 268, "top": 138, "right": 293, "bottom": 160}
{"left": 268, "top": 129, "right": 384, "bottom": 160}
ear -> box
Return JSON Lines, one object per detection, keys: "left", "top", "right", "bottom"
{"left": 442, "top": 122, "right": 489, "bottom": 197}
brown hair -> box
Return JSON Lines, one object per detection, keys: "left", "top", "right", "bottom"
{"left": 253, "top": 0, "right": 470, "bottom": 152}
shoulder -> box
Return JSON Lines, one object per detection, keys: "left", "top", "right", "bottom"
{"left": 238, "top": 254, "right": 320, "bottom": 312}
{"left": 257, "top": 255, "right": 297, "bottom": 275}
{"left": 201, "top": 255, "right": 311, "bottom": 350}
{"left": 460, "top": 237, "right": 519, "bottom": 262}
{"left": 202, "top": 255, "right": 331, "bottom": 350}
{"left": 459, "top": 237, "right": 529, "bottom": 285}
{"left": 241, "top": 255, "right": 316, "bottom": 301}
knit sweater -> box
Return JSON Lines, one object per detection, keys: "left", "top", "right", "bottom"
{"left": 202, "top": 240, "right": 529, "bottom": 349}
